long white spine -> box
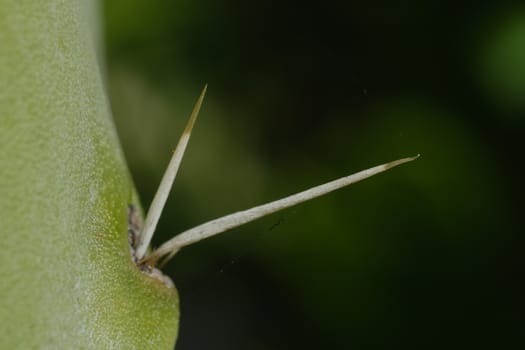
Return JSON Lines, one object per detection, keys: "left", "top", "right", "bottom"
{"left": 145, "top": 154, "right": 419, "bottom": 264}
{"left": 135, "top": 85, "right": 207, "bottom": 260}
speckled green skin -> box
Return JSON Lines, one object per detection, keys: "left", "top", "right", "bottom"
{"left": 0, "top": 1, "right": 179, "bottom": 349}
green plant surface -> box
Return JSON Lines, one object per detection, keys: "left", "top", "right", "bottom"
{"left": 0, "top": 1, "right": 178, "bottom": 349}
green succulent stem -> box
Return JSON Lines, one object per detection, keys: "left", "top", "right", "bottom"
{"left": 0, "top": 1, "right": 179, "bottom": 349}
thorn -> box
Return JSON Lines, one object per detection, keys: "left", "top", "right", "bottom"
{"left": 145, "top": 154, "right": 419, "bottom": 265}
{"left": 135, "top": 85, "right": 208, "bottom": 260}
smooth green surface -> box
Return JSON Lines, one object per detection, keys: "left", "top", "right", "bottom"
{"left": 0, "top": 1, "right": 178, "bottom": 349}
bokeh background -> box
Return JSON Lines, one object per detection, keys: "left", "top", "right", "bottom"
{"left": 103, "top": 1, "right": 524, "bottom": 349}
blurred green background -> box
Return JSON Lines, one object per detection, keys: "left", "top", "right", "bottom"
{"left": 103, "top": 1, "right": 523, "bottom": 349}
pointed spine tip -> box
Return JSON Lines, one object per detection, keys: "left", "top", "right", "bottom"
{"left": 183, "top": 84, "right": 208, "bottom": 136}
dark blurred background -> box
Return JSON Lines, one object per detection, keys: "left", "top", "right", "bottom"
{"left": 103, "top": 1, "right": 524, "bottom": 349}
